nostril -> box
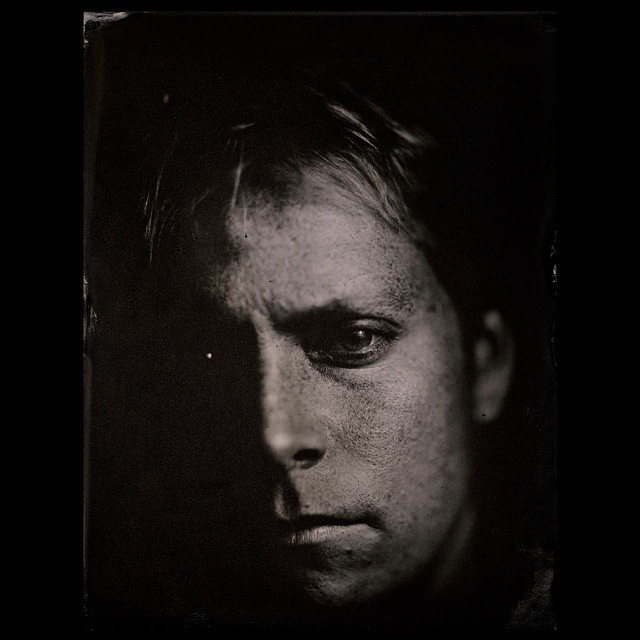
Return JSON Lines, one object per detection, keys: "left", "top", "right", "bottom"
{"left": 292, "top": 448, "right": 324, "bottom": 468}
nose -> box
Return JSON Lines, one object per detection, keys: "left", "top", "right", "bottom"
{"left": 260, "top": 338, "right": 327, "bottom": 470}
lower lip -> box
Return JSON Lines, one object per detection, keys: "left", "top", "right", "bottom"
{"left": 284, "top": 523, "right": 372, "bottom": 546}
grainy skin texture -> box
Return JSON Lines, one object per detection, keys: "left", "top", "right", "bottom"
{"left": 193, "top": 181, "right": 476, "bottom": 607}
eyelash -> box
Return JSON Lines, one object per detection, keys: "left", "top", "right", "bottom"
{"left": 303, "top": 322, "right": 398, "bottom": 368}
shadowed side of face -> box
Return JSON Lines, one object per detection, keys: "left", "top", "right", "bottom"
{"left": 179, "top": 172, "right": 475, "bottom": 607}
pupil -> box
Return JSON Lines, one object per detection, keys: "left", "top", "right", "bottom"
{"left": 343, "top": 329, "right": 372, "bottom": 350}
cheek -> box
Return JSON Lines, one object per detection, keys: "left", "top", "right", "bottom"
{"left": 323, "top": 309, "right": 470, "bottom": 474}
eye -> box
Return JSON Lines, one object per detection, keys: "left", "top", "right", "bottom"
{"left": 334, "top": 328, "right": 377, "bottom": 352}
{"left": 304, "top": 321, "right": 398, "bottom": 367}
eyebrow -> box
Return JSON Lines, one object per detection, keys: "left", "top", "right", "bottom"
{"left": 268, "top": 298, "right": 410, "bottom": 334}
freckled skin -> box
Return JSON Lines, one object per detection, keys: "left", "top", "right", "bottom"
{"left": 198, "top": 188, "right": 474, "bottom": 607}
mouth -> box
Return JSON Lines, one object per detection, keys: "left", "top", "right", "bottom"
{"left": 278, "top": 515, "right": 378, "bottom": 547}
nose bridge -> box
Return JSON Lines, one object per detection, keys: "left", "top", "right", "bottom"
{"left": 259, "top": 334, "right": 293, "bottom": 434}
{"left": 257, "top": 330, "right": 326, "bottom": 470}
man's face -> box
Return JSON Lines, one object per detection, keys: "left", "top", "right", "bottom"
{"left": 188, "top": 184, "right": 474, "bottom": 606}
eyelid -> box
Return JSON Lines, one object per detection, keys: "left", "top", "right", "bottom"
{"left": 306, "top": 318, "right": 400, "bottom": 343}
{"left": 346, "top": 316, "right": 403, "bottom": 333}
{"left": 333, "top": 316, "right": 402, "bottom": 331}
{"left": 272, "top": 306, "right": 404, "bottom": 334}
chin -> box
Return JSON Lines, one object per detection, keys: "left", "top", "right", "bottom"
{"left": 292, "top": 565, "right": 416, "bottom": 610}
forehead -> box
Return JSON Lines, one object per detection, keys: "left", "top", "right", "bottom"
{"left": 198, "top": 192, "right": 446, "bottom": 322}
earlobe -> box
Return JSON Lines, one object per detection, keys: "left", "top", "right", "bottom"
{"left": 472, "top": 310, "right": 515, "bottom": 423}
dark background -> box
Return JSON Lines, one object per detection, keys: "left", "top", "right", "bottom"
{"left": 83, "top": 11, "right": 556, "bottom": 630}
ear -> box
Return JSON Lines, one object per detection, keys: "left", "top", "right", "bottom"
{"left": 471, "top": 310, "right": 515, "bottom": 423}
